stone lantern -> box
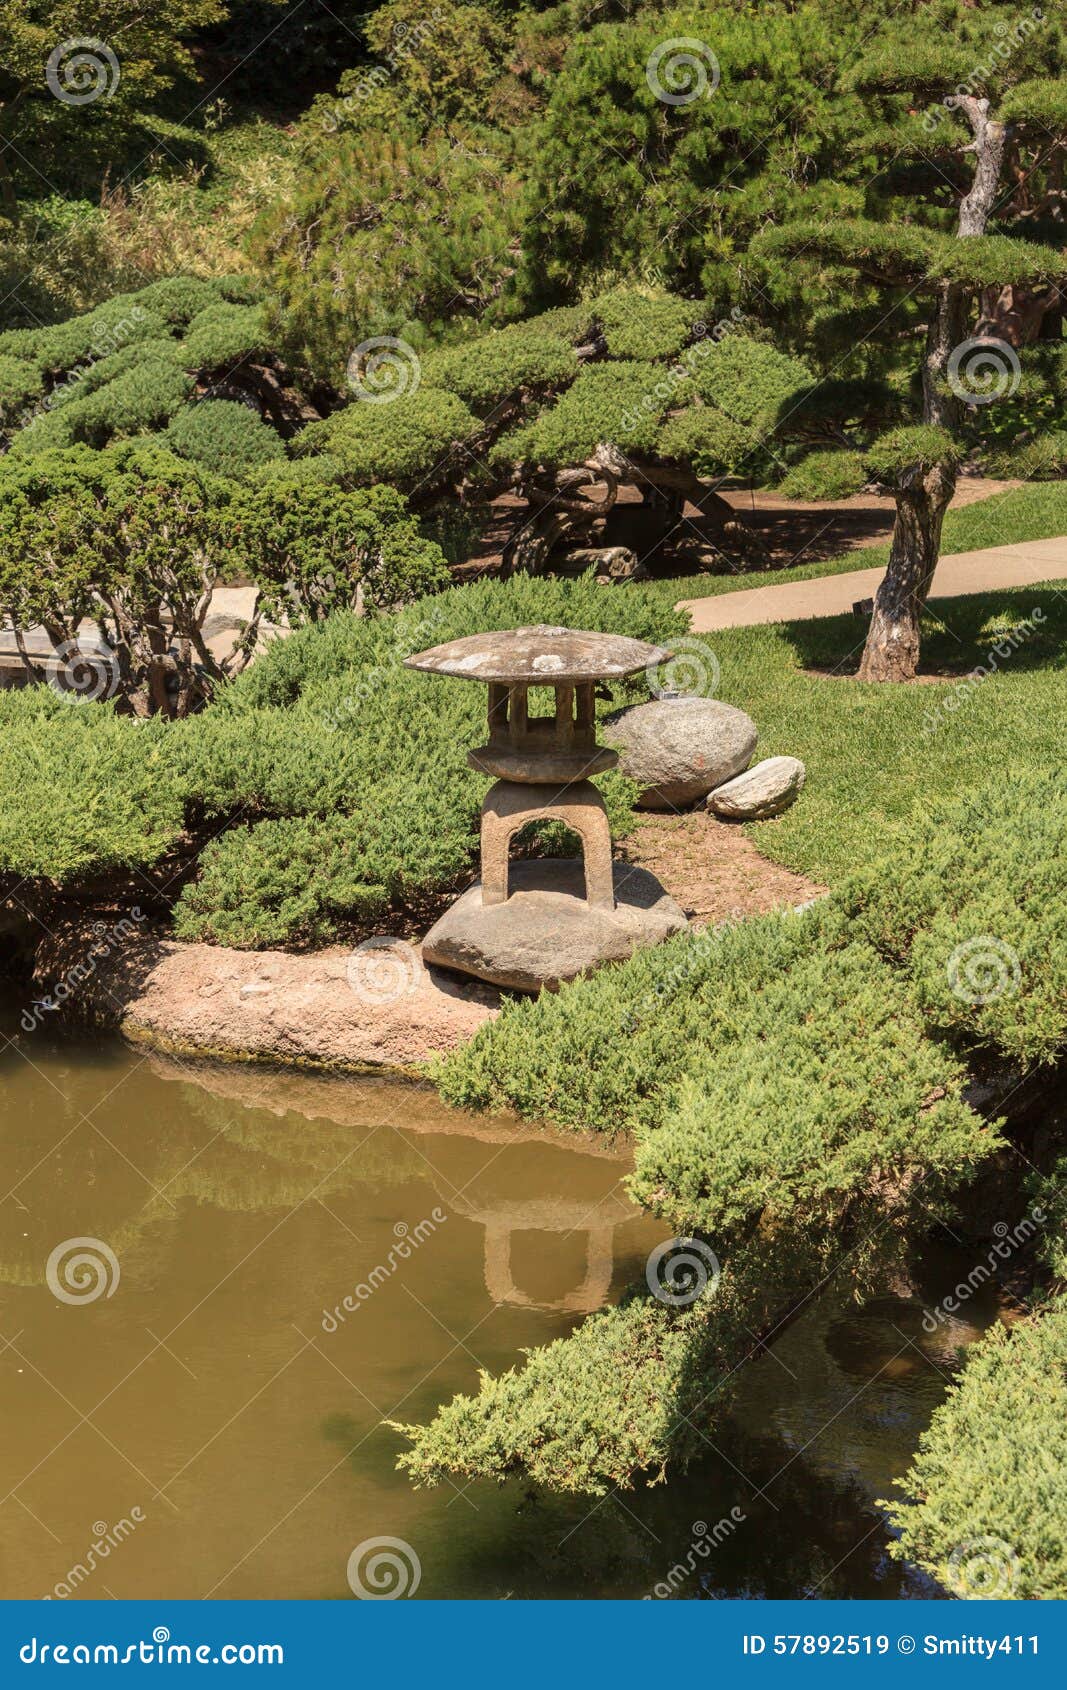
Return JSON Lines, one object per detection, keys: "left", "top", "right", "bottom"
{"left": 405, "top": 625, "right": 687, "bottom": 991}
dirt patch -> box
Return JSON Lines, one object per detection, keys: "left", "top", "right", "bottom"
{"left": 616, "top": 809, "right": 825, "bottom": 929}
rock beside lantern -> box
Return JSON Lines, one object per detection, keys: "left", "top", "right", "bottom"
{"left": 603, "top": 696, "right": 758, "bottom": 810}
{"left": 708, "top": 756, "right": 806, "bottom": 820}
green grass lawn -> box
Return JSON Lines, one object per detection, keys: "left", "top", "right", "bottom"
{"left": 656, "top": 479, "right": 1067, "bottom": 602}
{"left": 698, "top": 582, "right": 1066, "bottom": 885}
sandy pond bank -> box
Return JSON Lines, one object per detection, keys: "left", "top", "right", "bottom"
{"left": 29, "top": 927, "right": 500, "bottom": 1073}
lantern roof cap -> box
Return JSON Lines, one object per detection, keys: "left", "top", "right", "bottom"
{"left": 404, "top": 624, "right": 671, "bottom": 685}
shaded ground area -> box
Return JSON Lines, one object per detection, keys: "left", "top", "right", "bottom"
{"left": 617, "top": 809, "right": 825, "bottom": 929}
{"left": 458, "top": 474, "right": 1020, "bottom": 580}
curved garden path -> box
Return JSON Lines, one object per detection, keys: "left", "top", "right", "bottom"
{"left": 678, "top": 534, "right": 1067, "bottom": 632}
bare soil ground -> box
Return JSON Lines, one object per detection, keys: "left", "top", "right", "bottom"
{"left": 616, "top": 808, "right": 825, "bottom": 929}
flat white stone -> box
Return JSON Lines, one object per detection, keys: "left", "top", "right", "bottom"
{"left": 708, "top": 756, "right": 806, "bottom": 820}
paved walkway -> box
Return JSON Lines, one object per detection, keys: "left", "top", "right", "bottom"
{"left": 678, "top": 536, "right": 1067, "bottom": 631}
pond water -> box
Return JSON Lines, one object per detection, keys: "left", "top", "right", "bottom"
{"left": 0, "top": 1003, "right": 1002, "bottom": 1600}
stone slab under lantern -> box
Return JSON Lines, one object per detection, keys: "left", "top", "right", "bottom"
{"left": 421, "top": 859, "right": 686, "bottom": 993}
{"left": 405, "top": 624, "right": 688, "bottom": 990}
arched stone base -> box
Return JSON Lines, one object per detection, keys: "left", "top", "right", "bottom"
{"left": 481, "top": 778, "right": 615, "bottom": 910}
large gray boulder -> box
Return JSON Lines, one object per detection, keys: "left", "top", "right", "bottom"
{"left": 421, "top": 859, "right": 687, "bottom": 992}
{"left": 604, "top": 696, "right": 757, "bottom": 810}
{"left": 708, "top": 755, "right": 806, "bottom": 820}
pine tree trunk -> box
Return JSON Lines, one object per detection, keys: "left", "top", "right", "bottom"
{"left": 922, "top": 280, "right": 964, "bottom": 427}
{"left": 922, "top": 99, "right": 1005, "bottom": 425}
{"left": 881, "top": 95, "right": 1003, "bottom": 680}
{"left": 857, "top": 460, "right": 957, "bottom": 682}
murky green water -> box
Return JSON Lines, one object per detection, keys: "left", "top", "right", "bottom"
{"left": 0, "top": 1001, "right": 1001, "bottom": 1599}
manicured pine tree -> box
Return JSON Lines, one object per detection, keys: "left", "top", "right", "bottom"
{"left": 757, "top": 2, "right": 1067, "bottom": 679}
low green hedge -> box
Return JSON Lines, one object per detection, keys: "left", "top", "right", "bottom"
{"left": 11, "top": 356, "right": 195, "bottom": 454}
{"left": 395, "top": 1235, "right": 830, "bottom": 1495}
{"left": 181, "top": 303, "right": 269, "bottom": 370}
{"left": 0, "top": 278, "right": 271, "bottom": 462}
{"left": 293, "top": 387, "right": 480, "bottom": 488}
{"left": 423, "top": 325, "right": 578, "bottom": 410}
{"left": 630, "top": 936, "right": 988, "bottom": 1240}
{"left": 396, "top": 1290, "right": 723, "bottom": 1495}
{"left": 885, "top": 1299, "right": 1067, "bottom": 1599}
{"left": 0, "top": 352, "right": 45, "bottom": 420}
{"left": 0, "top": 690, "right": 182, "bottom": 882}
{"left": 837, "top": 769, "right": 1067, "bottom": 1067}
